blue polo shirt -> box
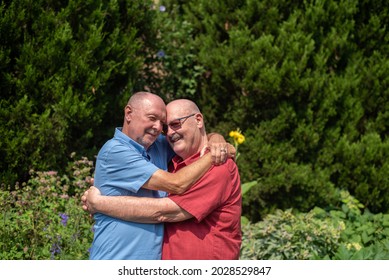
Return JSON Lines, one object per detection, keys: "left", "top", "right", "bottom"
{"left": 90, "top": 128, "right": 174, "bottom": 260}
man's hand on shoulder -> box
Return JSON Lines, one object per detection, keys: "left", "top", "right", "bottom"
{"left": 205, "top": 143, "right": 236, "bottom": 165}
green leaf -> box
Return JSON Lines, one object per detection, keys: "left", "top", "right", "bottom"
{"left": 241, "top": 180, "right": 258, "bottom": 196}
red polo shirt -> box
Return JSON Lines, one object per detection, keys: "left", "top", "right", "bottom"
{"left": 162, "top": 152, "right": 242, "bottom": 260}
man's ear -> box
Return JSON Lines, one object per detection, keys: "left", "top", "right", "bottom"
{"left": 125, "top": 105, "right": 132, "bottom": 122}
{"left": 195, "top": 113, "right": 204, "bottom": 128}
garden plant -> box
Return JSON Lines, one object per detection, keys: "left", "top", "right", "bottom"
{"left": 1, "top": 0, "right": 388, "bottom": 259}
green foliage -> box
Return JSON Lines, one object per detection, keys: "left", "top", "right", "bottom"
{"left": 333, "top": 133, "right": 389, "bottom": 212}
{"left": 0, "top": 0, "right": 158, "bottom": 185}
{"left": 2, "top": 157, "right": 388, "bottom": 260}
{"left": 0, "top": 155, "right": 94, "bottom": 259}
{"left": 240, "top": 190, "right": 389, "bottom": 260}
{"left": 332, "top": 241, "right": 389, "bottom": 260}
{"left": 154, "top": 0, "right": 389, "bottom": 218}
{"left": 241, "top": 180, "right": 257, "bottom": 196}
{"left": 1, "top": 0, "right": 388, "bottom": 240}
{"left": 240, "top": 208, "right": 343, "bottom": 260}
{"left": 144, "top": 2, "right": 205, "bottom": 101}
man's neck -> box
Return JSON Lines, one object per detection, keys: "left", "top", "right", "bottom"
{"left": 179, "top": 137, "right": 208, "bottom": 160}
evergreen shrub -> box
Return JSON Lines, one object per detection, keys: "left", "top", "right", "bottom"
{"left": 0, "top": 0, "right": 158, "bottom": 185}
{"left": 156, "top": 0, "right": 389, "bottom": 218}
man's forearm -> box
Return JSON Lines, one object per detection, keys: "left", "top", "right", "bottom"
{"left": 92, "top": 195, "right": 191, "bottom": 223}
{"left": 143, "top": 152, "right": 212, "bottom": 194}
{"left": 141, "top": 133, "right": 232, "bottom": 194}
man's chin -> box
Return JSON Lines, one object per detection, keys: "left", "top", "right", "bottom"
{"left": 147, "top": 137, "right": 158, "bottom": 145}
{"left": 139, "top": 135, "right": 158, "bottom": 148}
{"left": 171, "top": 142, "right": 185, "bottom": 154}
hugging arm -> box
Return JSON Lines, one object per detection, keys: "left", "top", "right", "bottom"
{"left": 82, "top": 187, "right": 192, "bottom": 223}
{"left": 142, "top": 132, "right": 234, "bottom": 194}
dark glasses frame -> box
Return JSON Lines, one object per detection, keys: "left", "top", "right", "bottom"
{"left": 162, "top": 113, "right": 196, "bottom": 135}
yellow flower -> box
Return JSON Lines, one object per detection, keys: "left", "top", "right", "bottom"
{"left": 229, "top": 131, "right": 237, "bottom": 138}
{"left": 229, "top": 128, "right": 245, "bottom": 161}
{"left": 229, "top": 129, "right": 245, "bottom": 145}
{"left": 346, "top": 242, "right": 362, "bottom": 251}
{"left": 237, "top": 134, "right": 245, "bottom": 144}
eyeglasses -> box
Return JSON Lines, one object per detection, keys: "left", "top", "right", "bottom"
{"left": 162, "top": 113, "right": 195, "bottom": 135}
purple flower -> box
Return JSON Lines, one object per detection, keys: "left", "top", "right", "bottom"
{"left": 60, "top": 213, "right": 68, "bottom": 226}
{"left": 159, "top": 5, "right": 166, "bottom": 12}
{"left": 50, "top": 247, "right": 60, "bottom": 258}
{"left": 157, "top": 50, "right": 165, "bottom": 58}
{"left": 50, "top": 242, "right": 61, "bottom": 259}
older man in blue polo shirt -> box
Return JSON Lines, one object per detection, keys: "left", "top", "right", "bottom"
{"left": 90, "top": 92, "right": 230, "bottom": 259}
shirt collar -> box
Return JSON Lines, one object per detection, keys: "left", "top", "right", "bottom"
{"left": 115, "top": 127, "right": 150, "bottom": 159}
{"left": 171, "top": 150, "right": 203, "bottom": 170}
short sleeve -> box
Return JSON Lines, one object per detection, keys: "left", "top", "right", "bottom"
{"left": 94, "top": 140, "right": 159, "bottom": 195}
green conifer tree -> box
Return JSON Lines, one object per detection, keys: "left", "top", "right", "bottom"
{"left": 0, "top": 0, "right": 158, "bottom": 184}
{"left": 154, "top": 0, "right": 388, "bottom": 218}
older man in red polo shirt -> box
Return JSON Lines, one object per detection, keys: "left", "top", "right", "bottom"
{"left": 83, "top": 99, "right": 242, "bottom": 259}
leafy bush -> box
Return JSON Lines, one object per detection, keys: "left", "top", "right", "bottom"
{"left": 240, "top": 208, "right": 344, "bottom": 260}
{"left": 153, "top": 0, "right": 389, "bottom": 220}
{"left": 0, "top": 155, "right": 94, "bottom": 259}
{"left": 332, "top": 133, "right": 389, "bottom": 213}
{"left": 2, "top": 154, "right": 388, "bottom": 260}
{"left": 0, "top": 0, "right": 159, "bottom": 185}
{"left": 240, "top": 190, "right": 389, "bottom": 260}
